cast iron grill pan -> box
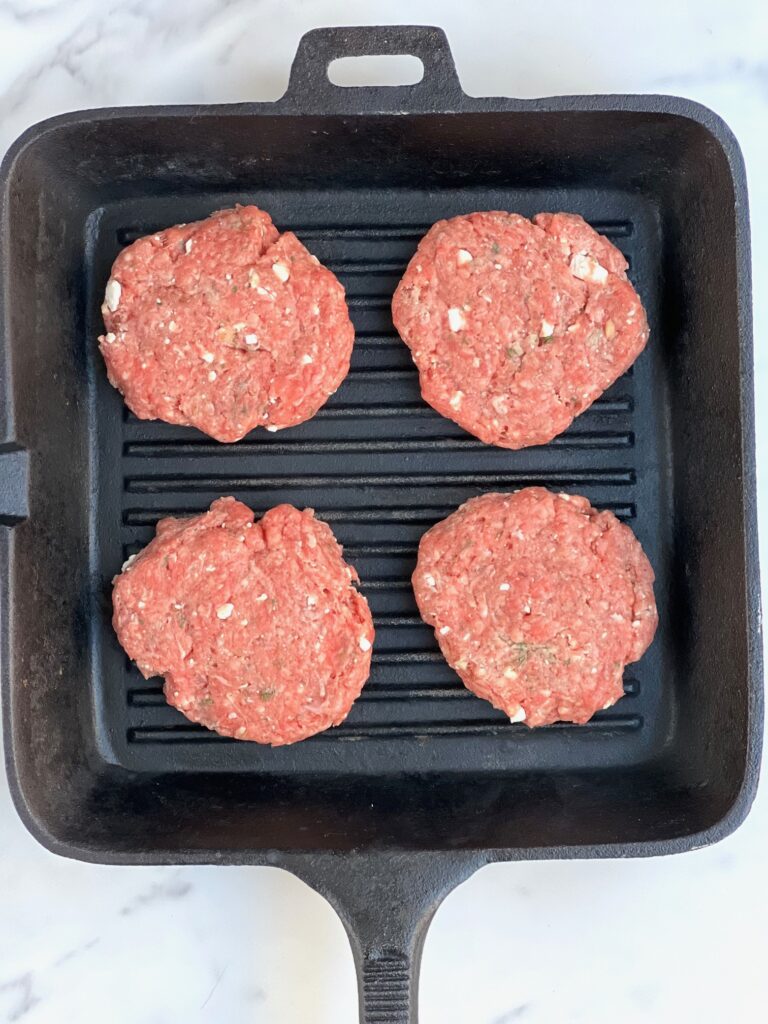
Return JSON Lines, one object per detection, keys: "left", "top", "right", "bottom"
{"left": 1, "top": 26, "right": 760, "bottom": 1024}
{"left": 100, "top": 203, "right": 663, "bottom": 774}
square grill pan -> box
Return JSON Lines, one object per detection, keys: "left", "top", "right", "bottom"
{"left": 1, "top": 26, "right": 761, "bottom": 1024}
{"left": 100, "top": 193, "right": 663, "bottom": 775}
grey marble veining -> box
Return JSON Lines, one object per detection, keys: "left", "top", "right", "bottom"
{"left": 0, "top": 2, "right": 766, "bottom": 1021}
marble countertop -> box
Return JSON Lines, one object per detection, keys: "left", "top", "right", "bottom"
{"left": 1, "top": 1, "right": 766, "bottom": 1022}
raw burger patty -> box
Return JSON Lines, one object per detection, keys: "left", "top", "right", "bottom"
{"left": 99, "top": 205, "right": 354, "bottom": 442}
{"left": 392, "top": 211, "right": 649, "bottom": 449}
{"left": 413, "top": 488, "right": 657, "bottom": 726}
{"left": 113, "top": 498, "right": 374, "bottom": 745}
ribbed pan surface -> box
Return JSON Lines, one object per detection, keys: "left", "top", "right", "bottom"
{"left": 88, "top": 188, "right": 673, "bottom": 776}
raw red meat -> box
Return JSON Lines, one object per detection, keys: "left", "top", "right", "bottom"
{"left": 392, "top": 211, "right": 649, "bottom": 448}
{"left": 113, "top": 498, "right": 374, "bottom": 745}
{"left": 413, "top": 488, "right": 657, "bottom": 726}
{"left": 99, "top": 205, "right": 354, "bottom": 442}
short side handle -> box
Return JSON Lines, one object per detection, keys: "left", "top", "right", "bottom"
{"left": 280, "top": 25, "right": 464, "bottom": 114}
{"left": 285, "top": 851, "right": 483, "bottom": 1024}
{"left": 0, "top": 446, "right": 29, "bottom": 526}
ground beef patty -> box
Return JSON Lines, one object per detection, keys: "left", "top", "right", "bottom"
{"left": 99, "top": 205, "right": 354, "bottom": 442}
{"left": 113, "top": 498, "right": 374, "bottom": 745}
{"left": 413, "top": 488, "right": 657, "bottom": 726}
{"left": 392, "top": 211, "right": 649, "bottom": 449}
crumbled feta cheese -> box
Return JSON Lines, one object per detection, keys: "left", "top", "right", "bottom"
{"left": 449, "top": 390, "right": 463, "bottom": 409}
{"left": 236, "top": 726, "right": 246, "bottom": 737}
{"left": 121, "top": 553, "right": 138, "bottom": 572}
{"left": 602, "top": 701, "right": 613, "bottom": 710}
{"left": 202, "top": 352, "right": 214, "bottom": 363}
{"left": 540, "top": 319, "right": 555, "bottom": 338}
{"left": 244, "top": 334, "right": 259, "bottom": 346}
{"left": 499, "top": 582, "right": 510, "bottom": 592}
{"left": 228, "top": 712, "right": 238, "bottom": 720}
{"left": 456, "top": 248, "right": 473, "bottom": 265}
{"left": 168, "top": 320, "right": 178, "bottom": 332}
{"left": 272, "top": 261, "right": 290, "bottom": 282}
{"left": 104, "top": 332, "right": 116, "bottom": 344}
{"left": 359, "top": 636, "right": 372, "bottom": 652}
{"left": 216, "top": 603, "right": 234, "bottom": 620}
{"left": 301, "top": 354, "right": 313, "bottom": 365}
{"left": 424, "top": 574, "right": 436, "bottom": 587}
{"left": 439, "top": 625, "right": 451, "bottom": 635}
{"left": 265, "top": 425, "right": 279, "bottom": 432}
{"left": 509, "top": 706, "right": 527, "bottom": 723}
{"left": 447, "top": 307, "right": 466, "bottom": 332}
{"left": 604, "top": 319, "right": 616, "bottom": 339}
{"left": 184, "top": 239, "right": 193, "bottom": 254}
{"left": 570, "top": 253, "right": 608, "bottom": 284}
{"left": 208, "top": 371, "right": 217, "bottom": 382}
{"left": 255, "top": 593, "right": 268, "bottom": 602}
{"left": 104, "top": 279, "right": 121, "bottom": 312}
{"left": 503, "top": 667, "right": 518, "bottom": 680}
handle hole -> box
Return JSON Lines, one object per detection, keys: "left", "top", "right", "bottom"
{"left": 328, "top": 54, "right": 424, "bottom": 88}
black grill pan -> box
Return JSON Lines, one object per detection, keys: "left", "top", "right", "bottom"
{"left": 0, "top": 26, "right": 762, "bottom": 1023}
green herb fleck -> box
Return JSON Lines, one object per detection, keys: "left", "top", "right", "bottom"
{"left": 199, "top": 695, "right": 214, "bottom": 707}
{"left": 231, "top": 284, "right": 238, "bottom": 293}
{"left": 490, "top": 241, "right": 501, "bottom": 255}
{"left": 501, "top": 639, "right": 556, "bottom": 668}
{"left": 259, "top": 689, "right": 275, "bottom": 702}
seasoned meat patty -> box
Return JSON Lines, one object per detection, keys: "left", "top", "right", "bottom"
{"left": 413, "top": 488, "right": 657, "bottom": 726}
{"left": 392, "top": 211, "right": 649, "bottom": 448}
{"left": 99, "top": 205, "right": 354, "bottom": 442}
{"left": 113, "top": 498, "right": 374, "bottom": 745}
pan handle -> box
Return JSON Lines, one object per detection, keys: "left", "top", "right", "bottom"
{"left": 280, "top": 25, "right": 464, "bottom": 113}
{"left": 285, "top": 851, "right": 483, "bottom": 1023}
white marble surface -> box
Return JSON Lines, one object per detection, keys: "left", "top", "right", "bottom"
{"left": 1, "top": 1, "right": 767, "bottom": 1021}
